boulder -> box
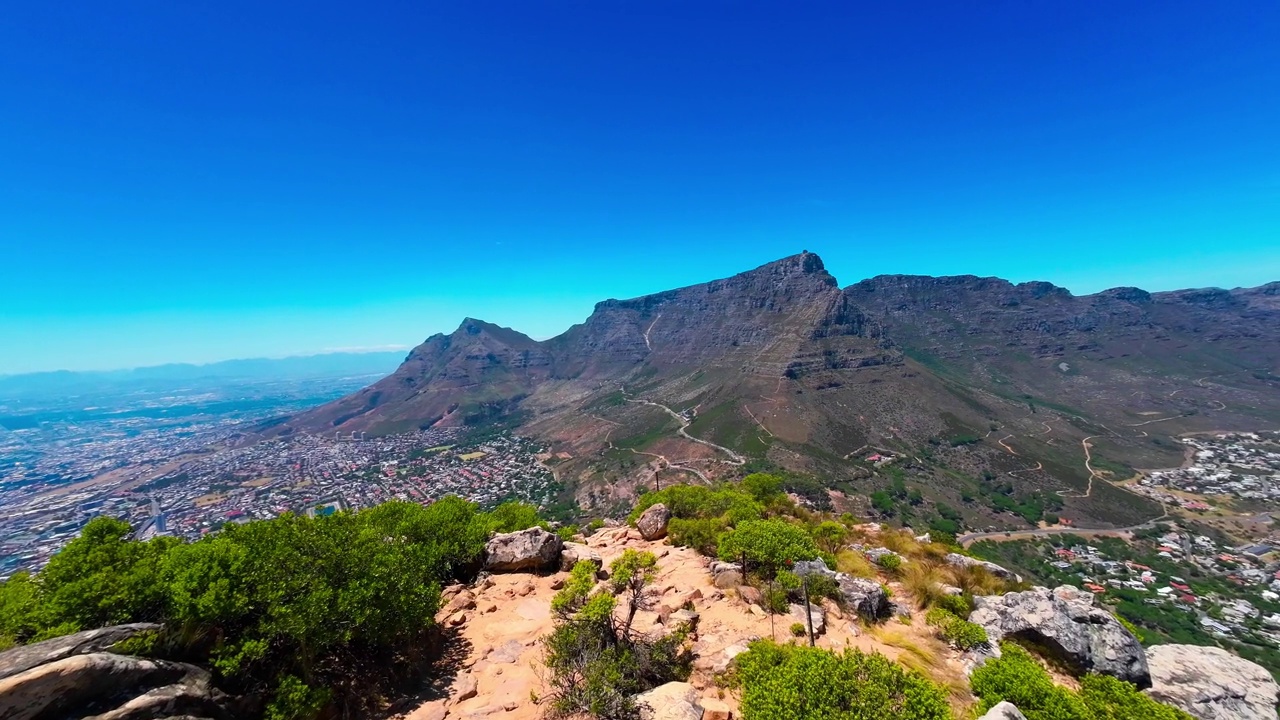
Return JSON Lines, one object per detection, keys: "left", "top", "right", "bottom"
{"left": 560, "top": 541, "right": 604, "bottom": 573}
{"left": 483, "top": 527, "right": 563, "bottom": 572}
{"left": 863, "top": 547, "right": 902, "bottom": 564}
{"left": 946, "top": 553, "right": 1022, "bottom": 583}
{"left": 979, "top": 701, "right": 1028, "bottom": 720}
{"left": 836, "top": 576, "right": 890, "bottom": 620}
{"left": 738, "top": 585, "right": 764, "bottom": 607}
{"left": 793, "top": 559, "right": 889, "bottom": 620}
{"left": 969, "top": 586, "right": 1148, "bottom": 686}
{"left": 634, "top": 681, "right": 702, "bottom": 720}
{"left": 939, "top": 584, "right": 964, "bottom": 596}
{"left": 0, "top": 623, "right": 162, "bottom": 681}
{"left": 701, "top": 697, "right": 733, "bottom": 720}
{"left": 0, "top": 652, "right": 227, "bottom": 720}
{"left": 789, "top": 603, "right": 826, "bottom": 636}
{"left": 636, "top": 504, "right": 671, "bottom": 541}
{"left": 1145, "top": 644, "right": 1280, "bottom": 720}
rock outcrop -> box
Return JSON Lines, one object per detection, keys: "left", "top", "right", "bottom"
{"left": 946, "top": 553, "right": 1021, "bottom": 583}
{"left": 1145, "top": 644, "right": 1280, "bottom": 720}
{"left": 979, "top": 701, "right": 1028, "bottom": 720}
{"left": 633, "top": 681, "right": 703, "bottom": 720}
{"left": 793, "top": 559, "right": 890, "bottom": 620}
{"left": 709, "top": 561, "right": 743, "bottom": 588}
{"left": 0, "top": 651, "right": 229, "bottom": 720}
{"left": 636, "top": 504, "right": 671, "bottom": 541}
{"left": 969, "top": 586, "right": 1149, "bottom": 686}
{"left": 0, "top": 623, "right": 161, "bottom": 681}
{"left": 483, "top": 527, "right": 563, "bottom": 572}
{"left": 560, "top": 541, "right": 603, "bottom": 573}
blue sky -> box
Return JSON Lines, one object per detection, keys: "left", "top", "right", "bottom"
{"left": 2, "top": 2, "right": 1278, "bottom": 374}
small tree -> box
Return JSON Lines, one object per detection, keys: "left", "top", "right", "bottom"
{"left": 718, "top": 519, "right": 819, "bottom": 640}
{"left": 543, "top": 554, "right": 691, "bottom": 719}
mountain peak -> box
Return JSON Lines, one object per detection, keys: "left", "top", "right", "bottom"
{"left": 745, "top": 251, "right": 834, "bottom": 283}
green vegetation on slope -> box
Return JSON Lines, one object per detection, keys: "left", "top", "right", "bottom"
{"left": 0, "top": 498, "right": 543, "bottom": 719}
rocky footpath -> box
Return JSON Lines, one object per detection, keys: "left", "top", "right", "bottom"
{"left": 0, "top": 625, "right": 234, "bottom": 720}
{"left": 402, "top": 520, "right": 939, "bottom": 720}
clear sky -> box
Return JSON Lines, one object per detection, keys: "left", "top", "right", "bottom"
{"left": 3, "top": 2, "right": 1278, "bottom": 374}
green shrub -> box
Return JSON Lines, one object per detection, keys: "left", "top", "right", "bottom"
{"left": 1079, "top": 674, "right": 1194, "bottom": 720}
{"left": 790, "top": 622, "right": 807, "bottom": 637}
{"left": 971, "top": 642, "right": 1193, "bottom": 720}
{"left": 486, "top": 501, "right": 546, "bottom": 534}
{"left": 924, "top": 608, "right": 988, "bottom": 650}
{"left": 734, "top": 640, "right": 953, "bottom": 720}
{"left": 542, "top": 552, "right": 691, "bottom": 719}
{"left": 667, "top": 517, "right": 727, "bottom": 555}
{"left": 971, "top": 643, "right": 1092, "bottom": 720}
{"left": 717, "top": 519, "right": 819, "bottom": 579}
{"left": 877, "top": 553, "right": 902, "bottom": 572}
{"left": 934, "top": 593, "right": 972, "bottom": 618}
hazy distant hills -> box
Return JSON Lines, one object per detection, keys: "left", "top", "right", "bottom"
{"left": 280, "top": 253, "right": 1280, "bottom": 527}
{"left": 0, "top": 351, "right": 407, "bottom": 399}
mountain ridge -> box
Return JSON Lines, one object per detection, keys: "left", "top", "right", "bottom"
{"left": 278, "top": 253, "right": 1280, "bottom": 528}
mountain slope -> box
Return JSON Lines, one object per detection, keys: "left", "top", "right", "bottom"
{"left": 279, "top": 254, "right": 1280, "bottom": 528}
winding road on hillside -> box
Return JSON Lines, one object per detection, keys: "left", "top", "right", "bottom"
{"left": 621, "top": 388, "right": 746, "bottom": 466}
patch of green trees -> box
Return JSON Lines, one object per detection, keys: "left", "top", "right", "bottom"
{"left": 0, "top": 498, "right": 544, "bottom": 719}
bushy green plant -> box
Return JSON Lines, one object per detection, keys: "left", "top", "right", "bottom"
{"left": 717, "top": 519, "right": 819, "bottom": 579}
{"left": 924, "top": 608, "right": 987, "bottom": 650}
{"left": 667, "top": 517, "right": 727, "bottom": 555}
{"left": 485, "top": 501, "right": 546, "bottom": 534}
{"left": 4, "top": 497, "right": 496, "bottom": 720}
{"left": 733, "top": 640, "right": 953, "bottom": 720}
{"left": 877, "top": 553, "right": 903, "bottom": 572}
{"left": 790, "top": 622, "right": 807, "bottom": 637}
{"left": 811, "top": 520, "right": 848, "bottom": 555}
{"left": 1079, "top": 674, "right": 1194, "bottom": 720}
{"left": 971, "top": 643, "right": 1092, "bottom": 720}
{"left": 972, "top": 642, "right": 1192, "bottom": 720}
{"left": 934, "top": 593, "right": 972, "bottom": 618}
{"left": 542, "top": 552, "right": 691, "bottom": 719}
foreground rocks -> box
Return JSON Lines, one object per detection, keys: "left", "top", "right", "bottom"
{"left": 979, "top": 701, "right": 1028, "bottom": 720}
{"left": 1145, "top": 644, "right": 1280, "bottom": 720}
{"left": 483, "top": 527, "right": 563, "bottom": 572}
{"left": 969, "top": 586, "right": 1149, "bottom": 686}
{"left": 636, "top": 503, "right": 671, "bottom": 541}
{"left": 0, "top": 624, "right": 161, "bottom": 682}
{"left": 560, "top": 541, "right": 603, "bottom": 574}
{"left": 945, "top": 553, "right": 1022, "bottom": 583}
{"left": 0, "top": 650, "right": 230, "bottom": 720}
{"left": 633, "top": 681, "right": 702, "bottom": 720}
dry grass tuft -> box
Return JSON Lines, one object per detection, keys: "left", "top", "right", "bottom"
{"left": 945, "top": 564, "right": 1007, "bottom": 597}
{"left": 878, "top": 529, "right": 922, "bottom": 555}
{"left": 835, "top": 549, "right": 877, "bottom": 579}
{"left": 901, "top": 562, "right": 950, "bottom": 609}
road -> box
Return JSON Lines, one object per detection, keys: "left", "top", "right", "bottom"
{"left": 622, "top": 389, "right": 746, "bottom": 465}
{"left": 957, "top": 513, "right": 1168, "bottom": 547}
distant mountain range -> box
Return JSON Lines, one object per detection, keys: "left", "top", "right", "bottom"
{"left": 0, "top": 351, "right": 408, "bottom": 398}
{"left": 278, "top": 253, "right": 1280, "bottom": 528}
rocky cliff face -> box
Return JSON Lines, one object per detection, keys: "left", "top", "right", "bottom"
{"left": 278, "top": 254, "right": 1280, "bottom": 526}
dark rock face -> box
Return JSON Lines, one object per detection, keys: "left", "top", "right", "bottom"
{"left": 969, "top": 586, "right": 1150, "bottom": 687}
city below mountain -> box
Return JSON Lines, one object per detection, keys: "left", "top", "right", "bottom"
{"left": 276, "top": 252, "right": 1280, "bottom": 528}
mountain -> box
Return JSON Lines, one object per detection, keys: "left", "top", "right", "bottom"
{"left": 0, "top": 351, "right": 408, "bottom": 399}
{"left": 280, "top": 254, "right": 1280, "bottom": 528}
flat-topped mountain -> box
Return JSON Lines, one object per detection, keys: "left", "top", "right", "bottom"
{"left": 279, "top": 253, "right": 1280, "bottom": 528}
